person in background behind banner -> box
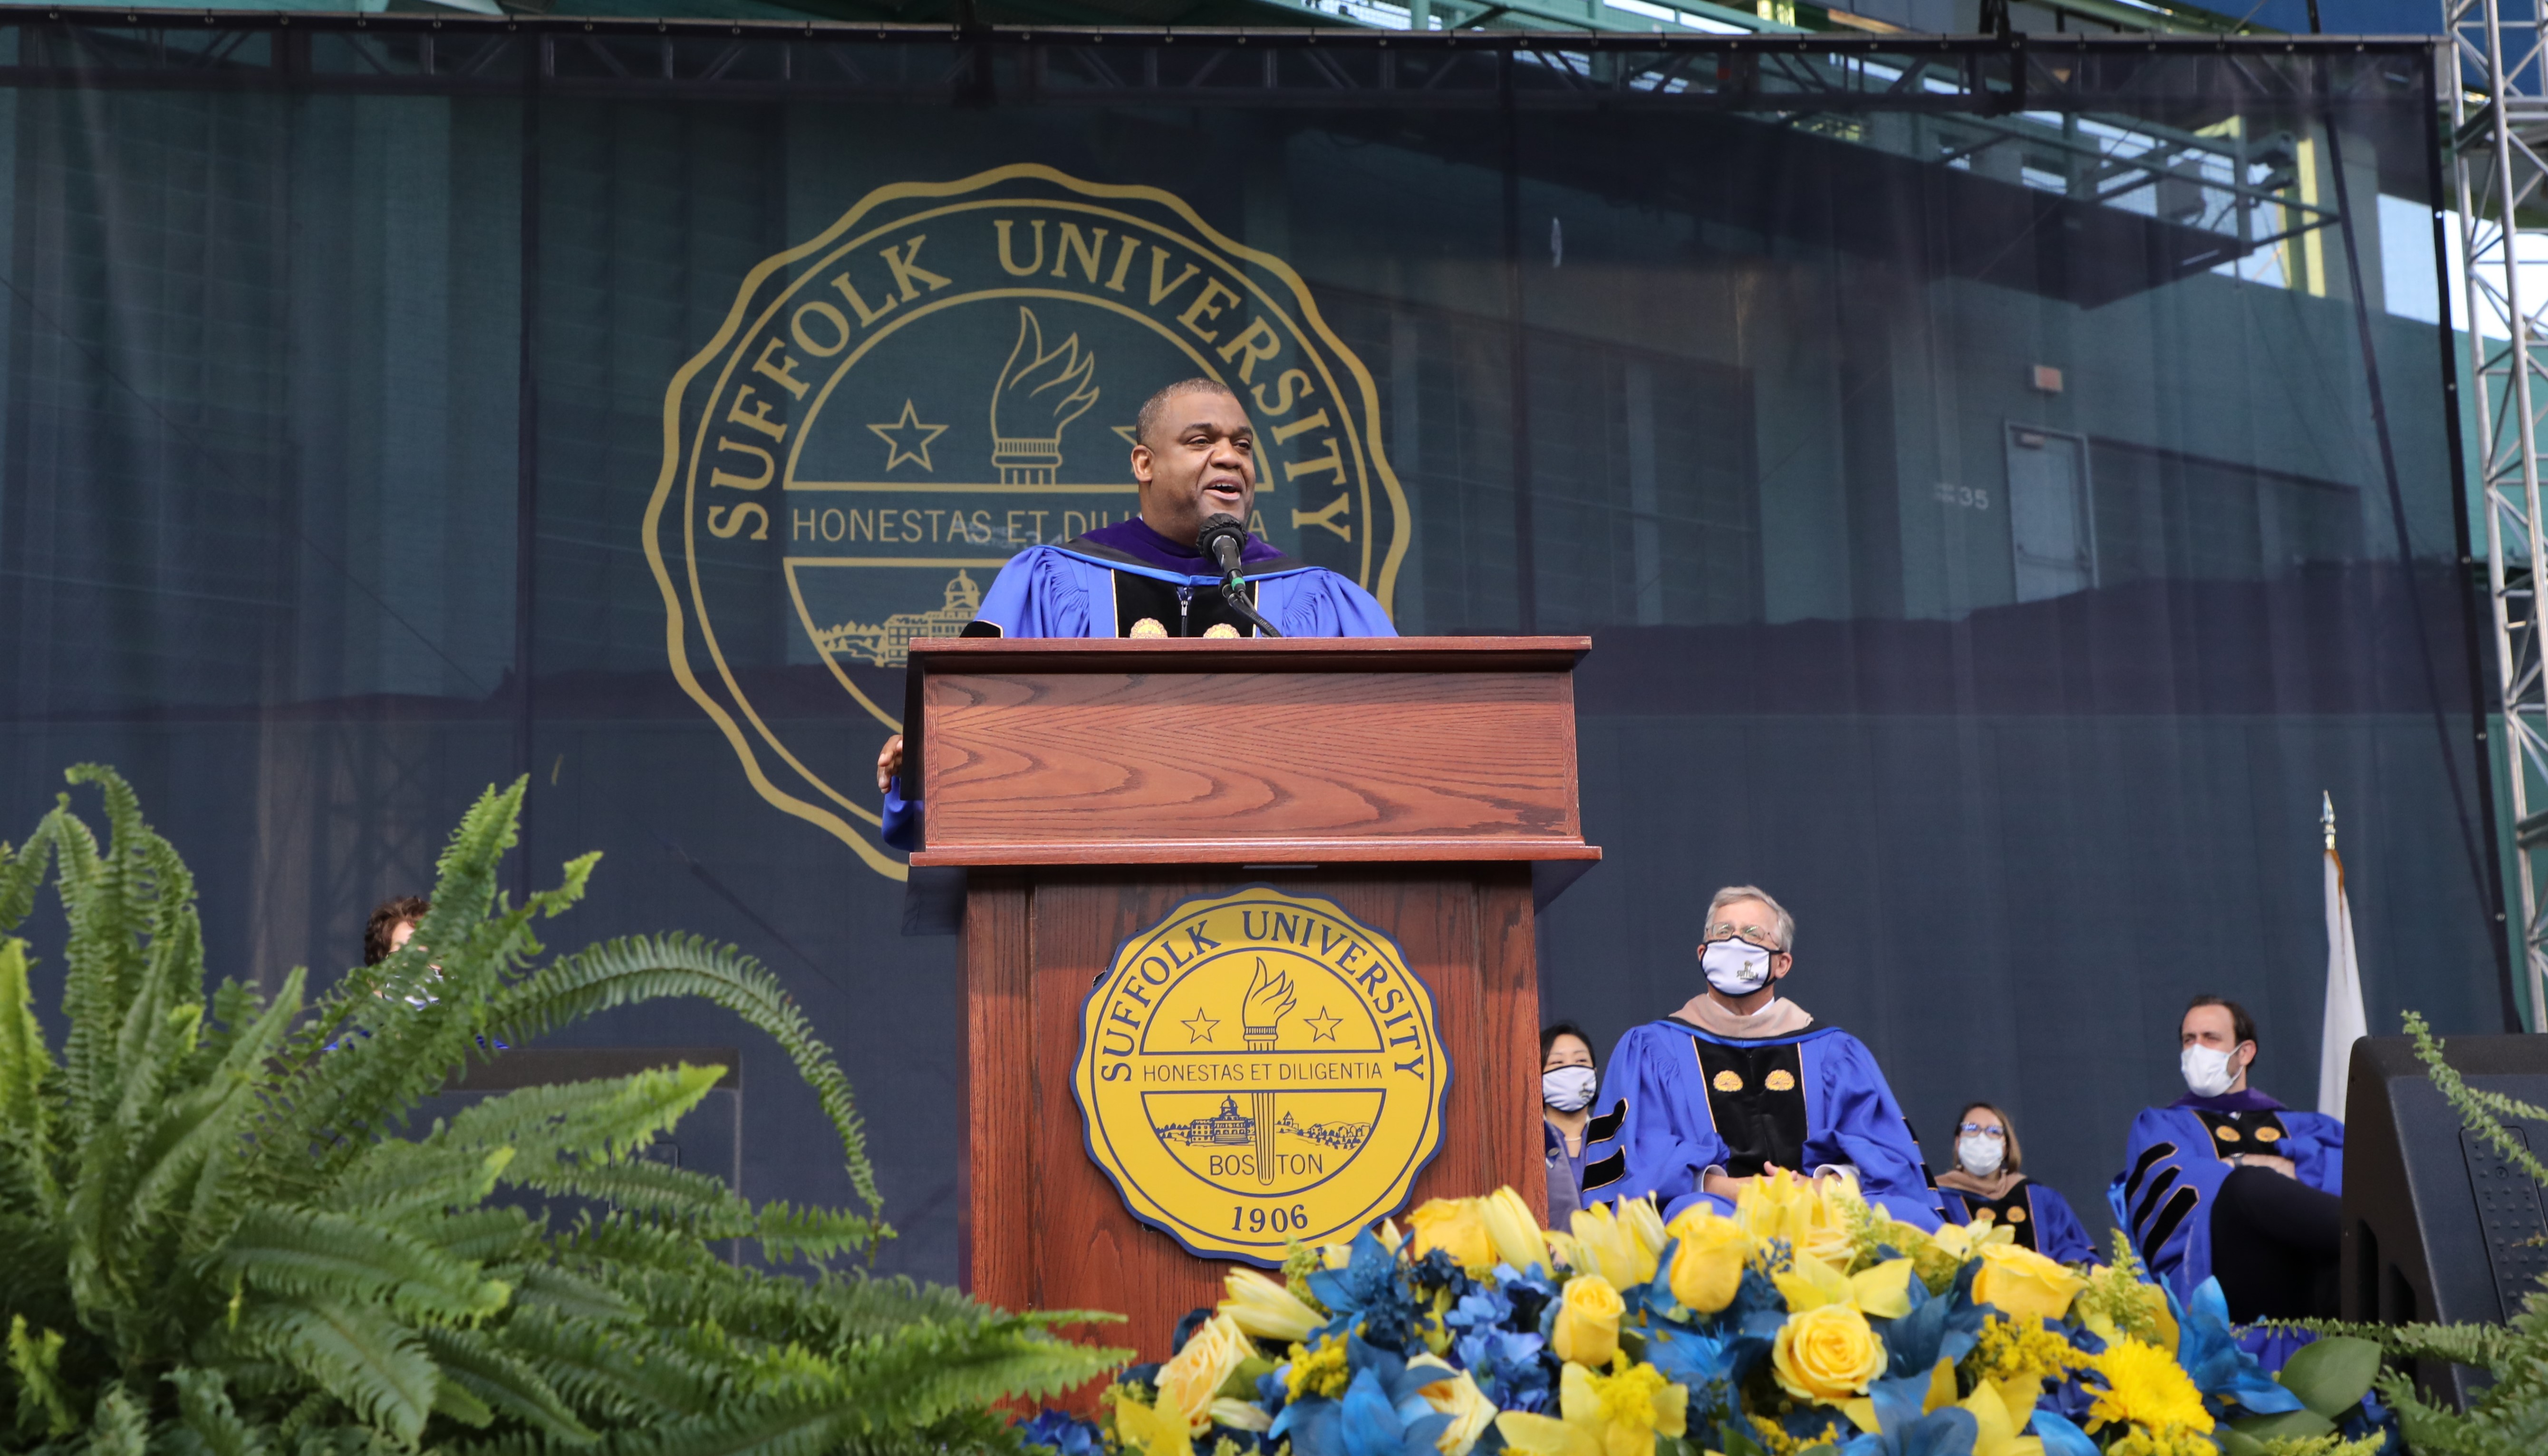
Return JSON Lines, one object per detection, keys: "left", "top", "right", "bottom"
{"left": 2112, "top": 995, "right": 2344, "bottom": 1321}
{"left": 1934, "top": 1101, "right": 2099, "bottom": 1263}
{"left": 1541, "top": 1021, "right": 1600, "bottom": 1225}
{"left": 873, "top": 377, "right": 1394, "bottom": 849}
{"left": 365, "top": 895, "right": 428, "bottom": 970}
{"left": 1577, "top": 885, "right": 1943, "bottom": 1228}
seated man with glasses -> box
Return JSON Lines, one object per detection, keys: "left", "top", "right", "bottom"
{"left": 1935, "top": 1101, "right": 2099, "bottom": 1263}
{"left": 1576, "top": 884, "right": 1944, "bottom": 1228}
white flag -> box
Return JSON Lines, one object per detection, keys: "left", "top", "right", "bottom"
{"left": 2318, "top": 839, "right": 2369, "bottom": 1120}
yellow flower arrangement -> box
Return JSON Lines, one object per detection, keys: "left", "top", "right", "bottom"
{"left": 1734, "top": 1167, "right": 1860, "bottom": 1267}
{"left": 1284, "top": 1333, "right": 1352, "bottom": 1403}
{"left": 1220, "top": 1268, "right": 1323, "bottom": 1345}
{"left": 1662, "top": 1205, "right": 1752, "bottom": 1313}
{"left": 1551, "top": 1274, "right": 1626, "bottom": 1367}
{"left": 1971, "top": 1311, "right": 2092, "bottom": 1422}
{"left": 1496, "top": 1360, "right": 1688, "bottom": 1456}
{"left": 1407, "top": 1198, "right": 1498, "bottom": 1272}
{"left": 2085, "top": 1334, "right": 2215, "bottom": 1456}
{"left": 1616, "top": 1196, "right": 1668, "bottom": 1262}
{"left": 1408, "top": 1358, "right": 1498, "bottom": 1456}
{"left": 2073, "top": 1235, "right": 2181, "bottom": 1353}
{"left": 1771, "top": 1301, "right": 1886, "bottom": 1403}
{"left": 1570, "top": 1203, "right": 1660, "bottom": 1291}
{"left": 1108, "top": 1389, "right": 1194, "bottom": 1456}
{"left": 1972, "top": 1239, "right": 2090, "bottom": 1322}
{"left": 1481, "top": 1187, "right": 1550, "bottom": 1272}
{"left": 1095, "top": 1178, "right": 2252, "bottom": 1456}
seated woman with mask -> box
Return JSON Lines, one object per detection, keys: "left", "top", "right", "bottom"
{"left": 1934, "top": 1101, "right": 2099, "bottom": 1263}
{"left": 1541, "top": 1022, "right": 1600, "bottom": 1224}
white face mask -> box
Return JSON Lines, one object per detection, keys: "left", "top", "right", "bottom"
{"left": 1543, "top": 1065, "right": 1597, "bottom": 1113}
{"left": 1956, "top": 1135, "right": 2005, "bottom": 1177}
{"left": 1701, "top": 937, "right": 1779, "bottom": 997}
{"left": 2181, "top": 1044, "right": 2241, "bottom": 1098}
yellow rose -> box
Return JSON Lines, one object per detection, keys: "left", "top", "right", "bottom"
{"left": 1551, "top": 1274, "right": 1625, "bottom": 1368}
{"left": 1772, "top": 1302, "right": 1886, "bottom": 1404}
{"left": 1662, "top": 1206, "right": 1750, "bottom": 1313}
{"left": 1973, "top": 1241, "right": 2090, "bottom": 1323}
{"left": 1409, "top": 1358, "right": 1498, "bottom": 1456}
{"left": 1406, "top": 1198, "right": 1497, "bottom": 1273}
{"left": 1154, "top": 1312, "right": 1252, "bottom": 1433}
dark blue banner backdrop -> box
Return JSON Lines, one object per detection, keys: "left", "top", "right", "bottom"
{"left": 0, "top": 17, "right": 2500, "bottom": 1280}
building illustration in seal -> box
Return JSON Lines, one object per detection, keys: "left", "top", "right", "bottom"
{"left": 813, "top": 570, "right": 982, "bottom": 667}
{"left": 1149, "top": 1098, "right": 1374, "bottom": 1152}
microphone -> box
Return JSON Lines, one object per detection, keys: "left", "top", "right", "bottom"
{"left": 1197, "top": 514, "right": 1249, "bottom": 578}
{"left": 1194, "top": 513, "right": 1283, "bottom": 638}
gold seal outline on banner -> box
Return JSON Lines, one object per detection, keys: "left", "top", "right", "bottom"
{"left": 1072, "top": 886, "right": 1448, "bottom": 1265}
{"left": 645, "top": 165, "right": 1411, "bottom": 878}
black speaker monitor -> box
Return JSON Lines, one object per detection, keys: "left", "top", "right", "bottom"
{"left": 2341, "top": 1033, "right": 2548, "bottom": 1407}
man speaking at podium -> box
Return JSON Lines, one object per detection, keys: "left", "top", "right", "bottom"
{"left": 875, "top": 377, "right": 1395, "bottom": 849}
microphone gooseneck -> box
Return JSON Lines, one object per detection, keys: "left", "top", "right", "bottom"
{"left": 1195, "top": 513, "right": 1283, "bottom": 638}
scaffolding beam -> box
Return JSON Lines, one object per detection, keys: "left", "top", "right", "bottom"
{"left": 2450, "top": 0, "right": 2548, "bottom": 1028}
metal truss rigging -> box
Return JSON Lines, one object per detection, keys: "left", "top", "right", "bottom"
{"left": 2450, "top": 0, "right": 2548, "bottom": 1028}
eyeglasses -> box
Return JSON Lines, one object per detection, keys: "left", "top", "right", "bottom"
{"left": 1956, "top": 1124, "right": 2007, "bottom": 1139}
{"left": 1704, "top": 922, "right": 1783, "bottom": 948}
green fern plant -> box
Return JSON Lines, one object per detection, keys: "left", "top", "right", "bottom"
{"left": 0, "top": 765, "right": 1125, "bottom": 1456}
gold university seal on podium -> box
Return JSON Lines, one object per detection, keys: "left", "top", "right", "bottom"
{"left": 1074, "top": 886, "right": 1448, "bottom": 1265}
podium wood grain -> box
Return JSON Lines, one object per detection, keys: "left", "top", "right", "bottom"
{"left": 959, "top": 867, "right": 1547, "bottom": 1401}
{"left": 909, "top": 637, "right": 1597, "bottom": 865}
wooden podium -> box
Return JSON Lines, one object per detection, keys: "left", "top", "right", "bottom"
{"left": 904, "top": 636, "right": 1599, "bottom": 1362}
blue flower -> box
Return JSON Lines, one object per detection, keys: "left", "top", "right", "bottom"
{"left": 1647, "top": 1326, "right": 1740, "bottom": 1423}
{"left": 1490, "top": 1261, "right": 1560, "bottom": 1333}
{"left": 1847, "top": 1264, "right": 1994, "bottom": 1435}
{"left": 1014, "top": 1410, "right": 1105, "bottom": 1456}
{"left": 1453, "top": 1325, "right": 1553, "bottom": 1413}
{"left": 1445, "top": 1281, "right": 1514, "bottom": 1336}
{"left": 2173, "top": 1278, "right": 2304, "bottom": 1416}
{"left": 1273, "top": 1338, "right": 1454, "bottom": 1456}
{"left": 1405, "top": 1246, "right": 1473, "bottom": 1300}
{"left": 1720, "top": 1265, "right": 1794, "bottom": 1343}
{"left": 2025, "top": 1409, "right": 2098, "bottom": 1456}
{"left": 1874, "top": 1261, "right": 1989, "bottom": 1379}
{"left": 1307, "top": 1231, "right": 1426, "bottom": 1350}
{"left": 1834, "top": 1405, "right": 1979, "bottom": 1456}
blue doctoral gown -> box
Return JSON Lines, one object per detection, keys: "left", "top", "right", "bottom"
{"left": 879, "top": 536, "right": 1395, "bottom": 849}
{"left": 1935, "top": 1177, "right": 2101, "bottom": 1264}
{"left": 2110, "top": 1090, "right": 2342, "bottom": 1303}
{"left": 1577, "top": 1018, "right": 1943, "bottom": 1229}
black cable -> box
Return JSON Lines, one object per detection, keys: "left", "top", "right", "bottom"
{"left": 1221, "top": 576, "right": 1285, "bottom": 638}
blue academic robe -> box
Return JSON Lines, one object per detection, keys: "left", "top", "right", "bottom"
{"left": 2110, "top": 1092, "right": 2343, "bottom": 1303}
{"left": 1936, "top": 1177, "right": 2101, "bottom": 1264}
{"left": 1578, "top": 1019, "right": 1944, "bottom": 1229}
{"left": 879, "top": 539, "right": 1396, "bottom": 849}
